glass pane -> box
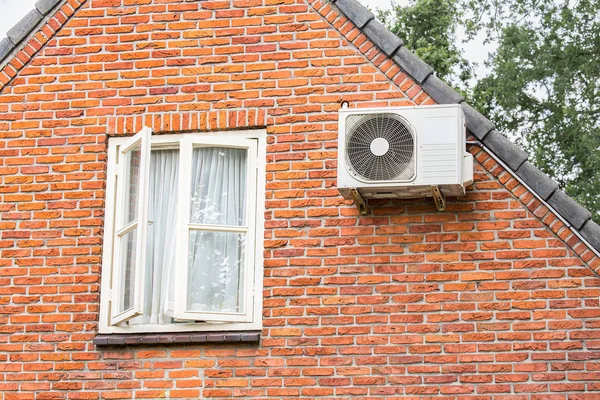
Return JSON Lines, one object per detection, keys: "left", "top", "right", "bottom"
{"left": 189, "top": 147, "right": 247, "bottom": 226}
{"left": 187, "top": 230, "right": 246, "bottom": 314}
{"left": 117, "top": 228, "right": 137, "bottom": 314}
{"left": 122, "top": 143, "right": 142, "bottom": 226}
{"left": 132, "top": 149, "right": 180, "bottom": 325}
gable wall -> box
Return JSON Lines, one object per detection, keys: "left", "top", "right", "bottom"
{"left": 1, "top": 0, "right": 600, "bottom": 398}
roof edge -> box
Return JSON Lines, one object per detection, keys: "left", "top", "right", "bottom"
{"left": 0, "top": 0, "right": 70, "bottom": 73}
{"left": 327, "top": 0, "right": 599, "bottom": 258}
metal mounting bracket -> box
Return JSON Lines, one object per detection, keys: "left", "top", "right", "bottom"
{"left": 349, "top": 188, "right": 368, "bottom": 215}
{"left": 430, "top": 186, "right": 446, "bottom": 212}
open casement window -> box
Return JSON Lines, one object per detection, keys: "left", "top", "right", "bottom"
{"left": 100, "top": 129, "right": 265, "bottom": 334}
{"left": 174, "top": 136, "right": 257, "bottom": 323}
{"left": 110, "top": 127, "right": 152, "bottom": 325}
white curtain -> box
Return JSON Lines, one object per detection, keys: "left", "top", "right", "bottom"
{"left": 187, "top": 147, "right": 247, "bottom": 314}
{"left": 131, "top": 149, "right": 179, "bottom": 325}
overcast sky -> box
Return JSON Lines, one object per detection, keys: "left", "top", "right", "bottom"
{"left": 1, "top": 0, "right": 37, "bottom": 38}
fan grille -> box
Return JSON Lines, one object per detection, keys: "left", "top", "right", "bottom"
{"left": 345, "top": 113, "right": 415, "bottom": 181}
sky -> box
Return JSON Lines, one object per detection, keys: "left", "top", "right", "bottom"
{"left": 0, "top": 0, "right": 37, "bottom": 38}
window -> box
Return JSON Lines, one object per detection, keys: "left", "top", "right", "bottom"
{"left": 99, "top": 128, "right": 265, "bottom": 333}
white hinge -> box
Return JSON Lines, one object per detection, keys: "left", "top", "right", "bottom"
{"left": 108, "top": 289, "right": 113, "bottom": 301}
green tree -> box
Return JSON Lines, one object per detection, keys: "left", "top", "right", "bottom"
{"left": 377, "top": 0, "right": 600, "bottom": 220}
{"left": 470, "top": 0, "right": 600, "bottom": 220}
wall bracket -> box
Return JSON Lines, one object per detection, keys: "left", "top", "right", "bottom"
{"left": 430, "top": 186, "right": 446, "bottom": 212}
{"left": 349, "top": 188, "right": 368, "bottom": 215}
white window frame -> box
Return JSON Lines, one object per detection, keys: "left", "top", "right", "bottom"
{"left": 99, "top": 128, "right": 266, "bottom": 334}
{"left": 110, "top": 127, "right": 152, "bottom": 325}
{"left": 175, "top": 135, "right": 257, "bottom": 323}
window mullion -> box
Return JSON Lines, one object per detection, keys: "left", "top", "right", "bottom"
{"left": 174, "top": 135, "right": 194, "bottom": 321}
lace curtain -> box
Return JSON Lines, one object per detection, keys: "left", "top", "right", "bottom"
{"left": 132, "top": 149, "right": 179, "bottom": 325}
{"left": 187, "top": 147, "right": 247, "bottom": 314}
{"left": 131, "top": 146, "right": 246, "bottom": 324}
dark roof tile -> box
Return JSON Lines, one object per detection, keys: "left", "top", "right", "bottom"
{"left": 515, "top": 161, "right": 559, "bottom": 200}
{"left": 392, "top": 46, "right": 433, "bottom": 83}
{"left": 35, "top": 0, "right": 62, "bottom": 15}
{"left": 482, "top": 130, "right": 528, "bottom": 171}
{"left": 548, "top": 190, "right": 592, "bottom": 230}
{"left": 139, "top": 335, "right": 159, "bottom": 344}
{"left": 93, "top": 336, "right": 109, "bottom": 345}
{"left": 7, "top": 9, "right": 43, "bottom": 46}
{"left": 123, "top": 336, "right": 142, "bottom": 344}
{"left": 108, "top": 336, "right": 128, "bottom": 345}
{"left": 461, "top": 102, "right": 495, "bottom": 140}
{"left": 333, "top": 0, "right": 374, "bottom": 29}
{"left": 173, "top": 334, "right": 192, "bottom": 343}
{"left": 189, "top": 333, "right": 208, "bottom": 343}
{"left": 224, "top": 333, "right": 242, "bottom": 342}
{"left": 0, "top": 38, "right": 14, "bottom": 61}
{"left": 363, "top": 19, "right": 403, "bottom": 56}
{"left": 421, "top": 74, "right": 464, "bottom": 104}
{"left": 581, "top": 220, "right": 600, "bottom": 250}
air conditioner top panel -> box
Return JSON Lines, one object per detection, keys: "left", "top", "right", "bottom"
{"left": 338, "top": 103, "right": 464, "bottom": 116}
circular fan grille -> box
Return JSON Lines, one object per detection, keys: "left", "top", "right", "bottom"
{"left": 346, "top": 113, "right": 415, "bottom": 181}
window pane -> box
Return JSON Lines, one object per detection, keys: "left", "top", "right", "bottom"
{"left": 187, "top": 230, "right": 246, "bottom": 314}
{"left": 189, "top": 147, "right": 247, "bottom": 226}
{"left": 117, "top": 228, "right": 137, "bottom": 314}
{"left": 122, "top": 144, "right": 141, "bottom": 226}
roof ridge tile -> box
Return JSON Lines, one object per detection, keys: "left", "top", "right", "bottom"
{"left": 392, "top": 47, "right": 433, "bottom": 83}
{"left": 548, "top": 190, "right": 592, "bottom": 230}
{"left": 0, "top": 0, "right": 65, "bottom": 67}
{"left": 581, "top": 220, "right": 600, "bottom": 251}
{"left": 461, "top": 102, "right": 494, "bottom": 140}
{"left": 482, "top": 130, "right": 528, "bottom": 171}
{"left": 332, "top": 0, "right": 374, "bottom": 29}
{"left": 7, "top": 9, "right": 43, "bottom": 46}
{"left": 0, "top": 38, "right": 13, "bottom": 61}
{"left": 363, "top": 19, "right": 403, "bottom": 56}
{"left": 36, "top": 0, "right": 63, "bottom": 15}
{"left": 515, "top": 161, "right": 559, "bottom": 201}
{"left": 421, "top": 74, "right": 464, "bottom": 104}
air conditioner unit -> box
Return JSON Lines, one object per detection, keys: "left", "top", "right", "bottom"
{"left": 337, "top": 104, "right": 473, "bottom": 210}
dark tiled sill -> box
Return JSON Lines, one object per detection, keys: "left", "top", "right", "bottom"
{"left": 93, "top": 331, "right": 261, "bottom": 346}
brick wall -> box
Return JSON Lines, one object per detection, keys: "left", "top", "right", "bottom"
{"left": 1, "top": 0, "right": 600, "bottom": 398}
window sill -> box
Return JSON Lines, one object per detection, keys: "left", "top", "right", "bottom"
{"left": 93, "top": 330, "right": 261, "bottom": 346}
